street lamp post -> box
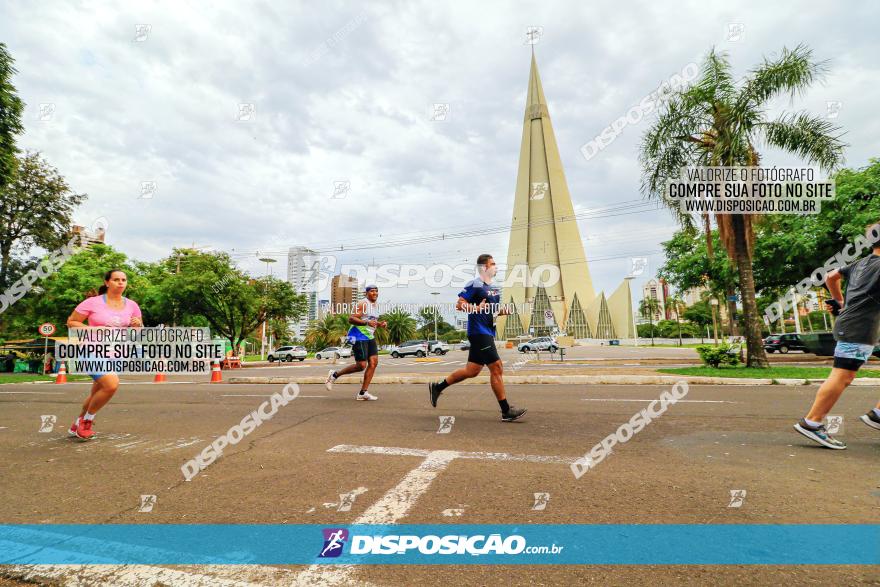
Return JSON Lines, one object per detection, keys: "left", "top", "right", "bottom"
{"left": 258, "top": 257, "right": 277, "bottom": 360}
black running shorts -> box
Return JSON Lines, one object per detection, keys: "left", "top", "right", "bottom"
{"left": 352, "top": 339, "right": 379, "bottom": 362}
{"left": 467, "top": 334, "right": 501, "bottom": 365}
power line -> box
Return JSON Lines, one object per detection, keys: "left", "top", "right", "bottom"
{"left": 228, "top": 200, "right": 665, "bottom": 257}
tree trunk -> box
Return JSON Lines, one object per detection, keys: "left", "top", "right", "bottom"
{"left": 724, "top": 285, "right": 739, "bottom": 337}
{"left": 731, "top": 215, "right": 769, "bottom": 368}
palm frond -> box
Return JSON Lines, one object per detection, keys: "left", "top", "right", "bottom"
{"left": 695, "top": 47, "right": 737, "bottom": 103}
{"left": 736, "top": 44, "right": 828, "bottom": 112}
{"left": 758, "top": 112, "right": 847, "bottom": 171}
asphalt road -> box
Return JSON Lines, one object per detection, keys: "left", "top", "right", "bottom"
{"left": 1, "top": 378, "right": 878, "bottom": 585}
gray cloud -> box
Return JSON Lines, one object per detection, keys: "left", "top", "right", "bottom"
{"left": 2, "top": 0, "right": 877, "bottom": 307}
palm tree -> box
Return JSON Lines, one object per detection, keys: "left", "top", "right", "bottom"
{"left": 304, "top": 313, "right": 349, "bottom": 351}
{"left": 380, "top": 308, "right": 417, "bottom": 345}
{"left": 640, "top": 45, "right": 846, "bottom": 367}
{"left": 639, "top": 297, "right": 661, "bottom": 346}
{"left": 665, "top": 295, "right": 686, "bottom": 346}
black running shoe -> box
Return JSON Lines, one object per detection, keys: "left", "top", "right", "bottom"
{"left": 429, "top": 382, "right": 442, "bottom": 408}
{"left": 793, "top": 418, "right": 846, "bottom": 449}
{"left": 501, "top": 406, "right": 527, "bottom": 422}
{"left": 860, "top": 410, "right": 880, "bottom": 431}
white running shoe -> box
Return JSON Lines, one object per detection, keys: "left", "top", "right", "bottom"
{"left": 356, "top": 391, "right": 378, "bottom": 401}
{"left": 325, "top": 370, "right": 336, "bottom": 391}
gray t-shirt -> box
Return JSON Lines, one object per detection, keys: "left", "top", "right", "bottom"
{"left": 834, "top": 254, "right": 880, "bottom": 345}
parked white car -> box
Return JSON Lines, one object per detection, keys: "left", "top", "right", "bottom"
{"left": 267, "top": 345, "right": 307, "bottom": 362}
{"left": 390, "top": 340, "right": 429, "bottom": 358}
{"left": 427, "top": 340, "right": 449, "bottom": 355}
{"left": 315, "top": 346, "right": 352, "bottom": 360}
{"left": 517, "top": 337, "right": 558, "bottom": 353}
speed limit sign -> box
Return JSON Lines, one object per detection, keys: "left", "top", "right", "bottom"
{"left": 38, "top": 323, "right": 56, "bottom": 337}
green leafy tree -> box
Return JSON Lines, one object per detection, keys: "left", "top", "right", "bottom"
{"left": 665, "top": 295, "right": 686, "bottom": 346}
{"left": 304, "top": 314, "right": 350, "bottom": 351}
{"left": 639, "top": 297, "right": 661, "bottom": 346}
{"left": 641, "top": 45, "right": 846, "bottom": 367}
{"left": 416, "top": 305, "right": 453, "bottom": 339}
{"left": 157, "top": 249, "right": 306, "bottom": 351}
{"left": 0, "top": 151, "right": 87, "bottom": 289}
{"left": 659, "top": 228, "right": 735, "bottom": 299}
{"left": 683, "top": 300, "right": 713, "bottom": 332}
{"left": 269, "top": 317, "right": 293, "bottom": 346}
{"left": 380, "top": 308, "right": 417, "bottom": 345}
{"left": 0, "top": 43, "right": 24, "bottom": 193}
{"left": 2, "top": 243, "right": 132, "bottom": 337}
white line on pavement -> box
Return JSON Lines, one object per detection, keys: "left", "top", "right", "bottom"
{"left": 294, "top": 444, "right": 573, "bottom": 585}
{"left": 220, "top": 394, "right": 328, "bottom": 398}
{"left": 581, "top": 398, "right": 736, "bottom": 403}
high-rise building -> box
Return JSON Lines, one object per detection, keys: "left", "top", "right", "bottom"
{"left": 496, "top": 52, "right": 634, "bottom": 341}
{"left": 287, "top": 246, "right": 320, "bottom": 337}
{"left": 71, "top": 224, "right": 105, "bottom": 247}
{"left": 331, "top": 273, "right": 363, "bottom": 314}
{"left": 641, "top": 278, "right": 668, "bottom": 323}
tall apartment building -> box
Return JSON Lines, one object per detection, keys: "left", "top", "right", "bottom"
{"left": 287, "top": 246, "right": 320, "bottom": 338}
{"left": 641, "top": 278, "right": 669, "bottom": 323}
{"left": 330, "top": 273, "right": 363, "bottom": 314}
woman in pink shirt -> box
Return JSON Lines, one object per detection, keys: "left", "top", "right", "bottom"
{"left": 65, "top": 269, "right": 143, "bottom": 440}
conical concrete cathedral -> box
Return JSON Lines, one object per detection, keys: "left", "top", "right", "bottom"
{"left": 497, "top": 52, "right": 629, "bottom": 340}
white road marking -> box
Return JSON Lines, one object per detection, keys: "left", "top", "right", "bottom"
{"left": 294, "top": 444, "right": 574, "bottom": 585}
{"left": 581, "top": 398, "right": 735, "bottom": 404}
{"left": 220, "top": 394, "right": 327, "bottom": 398}
{"left": 327, "top": 444, "right": 575, "bottom": 464}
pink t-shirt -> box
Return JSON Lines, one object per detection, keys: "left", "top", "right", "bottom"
{"left": 74, "top": 295, "right": 142, "bottom": 328}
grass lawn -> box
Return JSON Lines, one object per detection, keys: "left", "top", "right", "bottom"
{"left": 657, "top": 365, "right": 880, "bottom": 379}
{"left": 0, "top": 373, "right": 91, "bottom": 384}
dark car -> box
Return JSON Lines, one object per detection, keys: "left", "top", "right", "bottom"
{"left": 763, "top": 333, "right": 807, "bottom": 354}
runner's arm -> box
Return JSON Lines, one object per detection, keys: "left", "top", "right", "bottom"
{"left": 66, "top": 310, "right": 89, "bottom": 328}
{"left": 348, "top": 302, "right": 367, "bottom": 325}
{"left": 827, "top": 270, "right": 844, "bottom": 305}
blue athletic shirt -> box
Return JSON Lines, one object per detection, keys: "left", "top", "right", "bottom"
{"left": 459, "top": 278, "right": 500, "bottom": 337}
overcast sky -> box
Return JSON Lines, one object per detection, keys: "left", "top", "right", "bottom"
{"left": 2, "top": 0, "right": 878, "bottom": 310}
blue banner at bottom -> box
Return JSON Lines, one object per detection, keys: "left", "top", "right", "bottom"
{"left": 1, "top": 524, "right": 877, "bottom": 565}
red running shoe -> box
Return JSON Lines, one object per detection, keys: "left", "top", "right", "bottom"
{"left": 75, "top": 419, "right": 94, "bottom": 440}
{"left": 68, "top": 420, "right": 78, "bottom": 437}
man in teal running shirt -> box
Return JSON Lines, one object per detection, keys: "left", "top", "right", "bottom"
{"left": 325, "top": 285, "right": 386, "bottom": 401}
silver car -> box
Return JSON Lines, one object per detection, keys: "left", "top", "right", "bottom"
{"left": 267, "top": 345, "right": 307, "bottom": 362}
{"left": 315, "top": 346, "right": 353, "bottom": 360}
{"left": 517, "top": 337, "right": 558, "bottom": 353}
{"left": 390, "top": 340, "right": 429, "bottom": 358}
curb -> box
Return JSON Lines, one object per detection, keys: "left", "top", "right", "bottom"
{"left": 225, "top": 375, "right": 877, "bottom": 386}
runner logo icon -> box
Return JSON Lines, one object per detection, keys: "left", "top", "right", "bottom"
{"left": 319, "top": 528, "right": 348, "bottom": 558}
